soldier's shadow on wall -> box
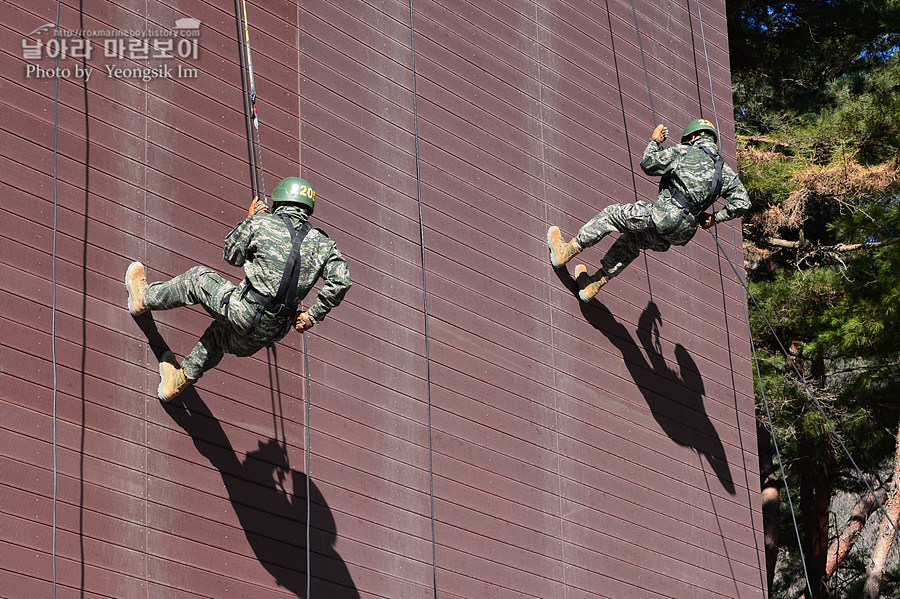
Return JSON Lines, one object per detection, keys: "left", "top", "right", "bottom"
{"left": 553, "top": 270, "right": 736, "bottom": 495}
{"left": 135, "top": 315, "right": 359, "bottom": 598}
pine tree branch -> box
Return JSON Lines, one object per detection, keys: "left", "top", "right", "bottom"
{"left": 761, "top": 236, "right": 900, "bottom": 253}
{"left": 764, "top": 237, "right": 802, "bottom": 249}
{"left": 835, "top": 237, "right": 900, "bottom": 253}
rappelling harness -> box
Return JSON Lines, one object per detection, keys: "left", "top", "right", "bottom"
{"left": 669, "top": 144, "right": 724, "bottom": 222}
{"left": 223, "top": 212, "right": 312, "bottom": 336}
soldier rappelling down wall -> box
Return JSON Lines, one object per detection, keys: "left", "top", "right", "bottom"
{"left": 125, "top": 177, "right": 352, "bottom": 402}
{"left": 548, "top": 119, "right": 751, "bottom": 301}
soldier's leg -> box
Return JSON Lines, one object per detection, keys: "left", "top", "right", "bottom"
{"left": 575, "top": 200, "right": 654, "bottom": 249}
{"left": 600, "top": 233, "right": 644, "bottom": 278}
{"left": 573, "top": 233, "right": 640, "bottom": 302}
{"left": 601, "top": 230, "right": 671, "bottom": 278}
{"left": 158, "top": 314, "right": 252, "bottom": 400}
{"left": 576, "top": 229, "right": 669, "bottom": 302}
{"left": 144, "top": 266, "right": 234, "bottom": 318}
{"left": 146, "top": 267, "right": 237, "bottom": 400}
{"left": 180, "top": 320, "right": 231, "bottom": 381}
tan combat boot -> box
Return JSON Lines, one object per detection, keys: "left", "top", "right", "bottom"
{"left": 547, "top": 226, "right": 581, "bottom": 267}
{"left": 158, "top": 351, "right": 191, "bottom": 402}
{"left": 574, "top": 264, "right": 608, "bottom": 302}
{"left": 125, "top": 261, "right": 149, "bottom": 315}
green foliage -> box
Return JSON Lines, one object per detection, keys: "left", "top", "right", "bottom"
{"left": 730, "top": 4, "right": 900, "bottom": 595}
{"left": 729, "top": 0, "right": 900, "bottom": 132}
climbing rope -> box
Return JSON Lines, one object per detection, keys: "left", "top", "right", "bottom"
{"left": 234, "top": 0, "right": 267, "bottom": 207}
{"left": 692, "top": 0, "right": 720, "bottom": 135}
{"left": 231, "top": 2, "right": 313, "bottom": 594}
{"left": 628, "top": 0, "right": 657, "bottom": 125}
{"left": 407, "top": 2, "right": 439, "bottom": 597}
{"left": 746, "top": 278, "right": 814, "bottom": 594}
{"left": 709, "top": 233, "right": 900, "bottom": 536}
{"left": 304, "top": 332, "right": 312, "bottom": 598}
{"left": 604, "top": 0, "right": 656, "bottom": 295}
{"left": 684, "top": 0, "right": 896, "bottom": 588}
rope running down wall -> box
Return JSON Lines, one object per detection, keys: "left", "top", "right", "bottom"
{"left": 407, "top": 1, "right": 440, "bottom": 597}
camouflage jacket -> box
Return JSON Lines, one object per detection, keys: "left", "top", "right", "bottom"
{"left": 640, "top": 136, "right": 750, "bottom": 245}
{"left": 223, "top": 205, "right": 351, "bottom": 339}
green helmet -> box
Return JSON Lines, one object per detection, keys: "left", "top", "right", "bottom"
{"left": 681, "top": 118, "right": 717, "bottom": 143}
{"left": 271, "top": 177, "right": 316, "bottom": 214}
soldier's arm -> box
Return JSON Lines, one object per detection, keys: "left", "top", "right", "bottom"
{"left": 223, "top": 218, "right": 253, "bottom": 267}
{"left": 639, "top": 140, "right": 679, "bottom": 176}
{"left": 713, "top": 172, "right": 751, "bottom": 223}
{"left": 306, "top": 246, "right": 352, "bottom": 324}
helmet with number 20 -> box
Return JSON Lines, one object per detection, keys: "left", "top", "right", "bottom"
{"left": 271, "top": 177, "right": 316, "bottom": 214}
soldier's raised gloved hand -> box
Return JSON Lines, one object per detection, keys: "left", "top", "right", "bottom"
{"left": 699, "top": 212, "right": 716, "bottom": 229}
{"left": 293, "top": 310, "right": 315, "bottom": 333}
{"left": 652, "top": 124, "right": 668, "bottom": 143}
{"left": 248, "top": 196, "right": 267, "bottom": 218}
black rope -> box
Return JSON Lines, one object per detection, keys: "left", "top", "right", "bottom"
{"left": 304, "top": 332, "right": 312, "bottom": 598}
{"left": 684, "top": 0, "right": 705, "bottom": 111}
{"left": 604, "top": 0, "right": 640, "bottom": 204}
{"left": 407, "top": 2, "right": 439, "bottom": 597}
{"left": 608, "top": 0, "right": 655, "bottom": 293}
{"left": 625, "top": 0, "right": 814, "bottom": 592}
{"left": 234, "top": 0, "right": 267, "bottom": 206}
{"left": 749, "top": 318, "right": 813, "bottom": 593}
{"left": 629, "top": 0, "right": 657, "bottom": 125}
{"left": 232, "top": 1, "right": 315, "bottom": 593}
{"left": 685, "top": 0, "right": 838, "bottom": 590}
{"left": 692, "top": 0, "right": 720, "bottom": 134}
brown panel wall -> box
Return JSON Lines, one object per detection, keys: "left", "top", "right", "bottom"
{"left": 3, "top": 0, "right": 765, "bottom": 597}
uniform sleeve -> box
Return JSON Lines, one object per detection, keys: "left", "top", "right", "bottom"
{"left": 713, "top": 170, "right": 752, "bottom": 223}
{"left": 640, "top": 140, "right": 680, "bottom": 176}
{"left": 306, "top": 245, "right": 352, "bottom": 324}
{"left": 223, "top": 217, "right": 254, "bottom": 267}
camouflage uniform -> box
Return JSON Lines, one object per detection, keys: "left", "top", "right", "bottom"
{"left": 144, "top": 205, "right": 351, "bottom": 380}
{"left": 576, "top": 136, "right": 750, "bottom": 277}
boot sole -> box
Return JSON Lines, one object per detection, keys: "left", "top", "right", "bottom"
{"left": 574, "top": 265, "right": 597, "bottom": 302}
{"left": 547, "top": 227, "right": 562, "bottom": 267}
{"left": 125, "top": 261, "right": 147, "bottom": 316}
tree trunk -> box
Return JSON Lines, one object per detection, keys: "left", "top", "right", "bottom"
{"left": 824, "top": 487, "right": 888, "bottom": 580}
{"left": 798, "top": 428, "right": 833, "bottom": 599}
{"left": 762, "top": 484, "right": 780, "bottom": 596}
{"left": 795, "top": 488, "right": 889, "bottom": 599}
{"left": 757, "top": 421, "right": 780, "bottom": 597}
{"left": 861, "top": 425, "right": 900, "bottom": 599}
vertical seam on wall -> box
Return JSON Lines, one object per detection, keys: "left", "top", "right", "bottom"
{"left": 407, "top": 2, "right": 439, "bottom": 597}
{"left": 142, "top": 2, "right": 150, "bottom": 594}
{"left": 532, "top": 1, "right": 567, "bottom": 593}
{"left": 51, "top": 1, "right": 62, "bottom": 596}
{"left": 533, "top": 1, "right": 567, "bottom": 594}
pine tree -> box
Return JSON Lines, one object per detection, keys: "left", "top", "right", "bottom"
{"left": 728, "top": 3, "right": 900, "bottom": 595}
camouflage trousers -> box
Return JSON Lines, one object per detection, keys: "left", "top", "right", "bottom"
{"left": 576, "top": 200, "right": 671, "bottom": 277}
{"left": 144, "top": 266, "right": 277, "bottom": 380}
